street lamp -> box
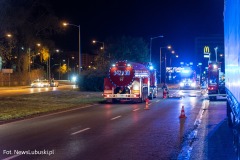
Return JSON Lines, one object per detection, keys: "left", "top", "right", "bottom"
{"left": 6, "top": 34, "right": 12, "bottom": 38}
{"left": 150, "top": 35, "right": 164, "bottom": 62}
{"left": 0, "top": 33, "right": 12, "bottom": 39}
{"left": 63, "top": 22, "right": 81, "bottom": 75}
{"left": 160, "top": 45, "right": 171, "bottom": 84}
{"left": 92, "top": 40, "right": 104, "bottom": 50}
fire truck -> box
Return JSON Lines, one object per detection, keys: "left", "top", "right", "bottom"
{"left": 103, "top": 60, "right": 157, "bottom": 103}
{"left": 207, "top": 62, "right": 225, "bottom": 100}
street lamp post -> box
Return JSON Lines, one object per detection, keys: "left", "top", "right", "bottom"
{"left": 160, "top": 46, "right": 171, "bottom": 84}
{"left": 164, "top": 49, "right": 175, "bottom": 83}
{"left": 169, "top": 50, "right": 175, "bottom": 67}
{"left": 214, "top": 47, "right": 218, "bottom": 62}
{"left": 63, "top": 22, "right": 81, "bottom": 75}
{"left": 150, "top": 35, "right": 164, "bottom": 62}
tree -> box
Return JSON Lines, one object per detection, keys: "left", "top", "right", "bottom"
{"left": 0, "top": 0, "right": 60, "bottom": 72}
{"left": 79, "top": 35, "right": 150, "bottom": 91}
{"left": 59, "top": 64, "right": 67, "bottom": 74}
{"left": 92, "top": 35, "right": 149, "bottom": 74}
{"left": 106, "top": 35, "right": 149, "bottom": 62}
{"left": 39, "top": 47, "right": 50, "bottom": 62}
{"left": 0, "top": 35, "right": 16, "bottom": 68}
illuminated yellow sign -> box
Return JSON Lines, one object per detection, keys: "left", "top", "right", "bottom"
{"left": 204, "top": 46, "right": 210, "bottom": 53}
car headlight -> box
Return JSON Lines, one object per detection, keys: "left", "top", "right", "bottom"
{"left": 191, "top": 82, "right": 196, "bottom": 87}
{"left": 180, "top": 82, "right": 184, "bottom": 87}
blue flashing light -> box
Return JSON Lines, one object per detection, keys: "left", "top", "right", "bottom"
{"left": 149, "top": 66, "right": 154, "bottom": 70}
{"left": 213, "top": 64, "right": 218, "bottom": 69}
{"left": 182, "top": 69, "right": 190, "bottom": 74}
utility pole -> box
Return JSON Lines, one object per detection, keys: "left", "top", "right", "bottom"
{"left": 214, "top": 47, "right": 218, "bottom": 62}
{"left": 49, "top": 54, "right": 51, "bottom": 80}
{"left": 68, "top": 58, "right": 70, "bottom": 80}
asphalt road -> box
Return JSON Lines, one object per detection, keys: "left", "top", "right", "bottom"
{"left": 0, "top": 89, "right": 209, "bottom": 160}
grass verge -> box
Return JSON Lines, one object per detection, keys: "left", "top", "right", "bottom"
{"left": 0, "top": 90, "right": 104, "bottom": 123}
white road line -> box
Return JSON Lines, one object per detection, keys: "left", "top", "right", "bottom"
{"left": 133, "top": 108, "right": 140, "bottom": 111}
{"left": 111, "top": 115, "right": 122, "bottom": 120}
{"left": 2, "top": 155, "right": 21, "bottom": 160}
{"left": 71, "top": 127, "right": 90, "bottom": 135}
{"left": 177, "top": 100, "right": 209, "bottom": 160}
{"left": 156, "top": 100, "right": 160, "bottom": 102}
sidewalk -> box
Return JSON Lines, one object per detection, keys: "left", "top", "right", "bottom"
{"left": 190, "top": 100, "right": 237, "bottom": 160}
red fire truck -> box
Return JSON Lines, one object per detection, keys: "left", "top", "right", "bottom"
{"left": 207, "top": 62, "right": 225, "bottom": 100}
{"left": 103, "top": 60, "right": 157, "bottom": 103}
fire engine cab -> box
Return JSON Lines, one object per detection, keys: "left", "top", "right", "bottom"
{"left": 207, "top": 62, "right": 225, "bottom": 100}
{"left": 103, "top": 60, "right": 157, "bottom": 103}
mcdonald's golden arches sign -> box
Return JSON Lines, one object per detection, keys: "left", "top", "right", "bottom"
{"left": 204, "top": 46, "right": 210, "bottom": 53}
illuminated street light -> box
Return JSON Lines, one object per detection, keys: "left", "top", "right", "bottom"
{"left": 92, "top": 40, "right": 104, "bottom": 50}
{"left": 63, "top": 22, "right": 81, "bottom": 74}
{"left": 6, "top": 34, "right": 12, "bottom": 38}
{"left": 0, "top": 33, "right": 12, "bottom": 39}
{"left": 159, "top": 45, "right": 171, "bottom": 84}
{"left": 150, "top": 35, "right": 164, "bottom": 62}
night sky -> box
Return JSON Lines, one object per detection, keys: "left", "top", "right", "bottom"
{"left": 53, "top": 0, "right": 224, "bottom": 65}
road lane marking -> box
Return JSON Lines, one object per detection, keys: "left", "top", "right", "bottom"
{"left": 156, "top": 100, "right": 160, "bottom": 102}
{"left": 71, "top": 127, "right": 91, "bottom": 135}
{"left": 133, "top": 108, "right": 140, "bottom": 112}
{"left": 111, "top": 115, "right": 122, "bottom": 120}
{"left": 2, "top": 155, "right": 21, "bottom": 160}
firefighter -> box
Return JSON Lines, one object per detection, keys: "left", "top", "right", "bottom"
{"left": 162, "top": 82, "right": 169, "bottom": 98}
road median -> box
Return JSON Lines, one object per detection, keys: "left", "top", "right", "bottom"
{"left": 0, "top": 90, "right": 104, "bottom": 124}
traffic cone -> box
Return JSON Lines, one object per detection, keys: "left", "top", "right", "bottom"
{"left": 144, "top": 98, "right": 150, "bottom": 110}
{"left": 163, "top": 89, "right": 168, "bottom": 99}
{"left": 179, "top": 106, "right": 187, "bottom": 118}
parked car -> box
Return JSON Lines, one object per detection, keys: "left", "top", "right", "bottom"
{"left": 31, "top": 80, "right": 50, "bottom": 88}
{"left": 50, "top": 79, "right": 59, "bottom": 87}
